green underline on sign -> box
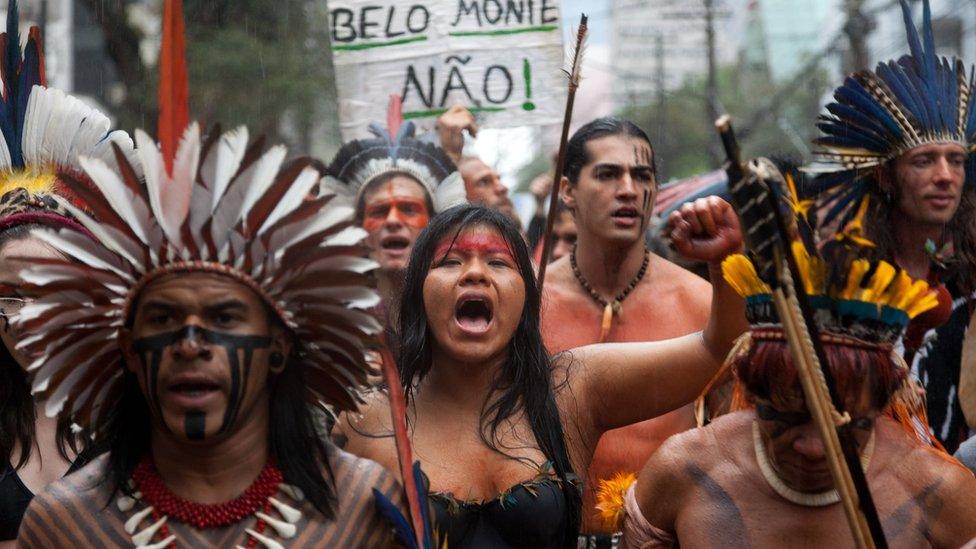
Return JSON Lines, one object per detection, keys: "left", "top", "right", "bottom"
{"left": 403, "top": 106, "right": 507, "bottom": 119}
{"left": 448, "top": 25, "right": 558, "bottom": 38}
{"left": 333, "top": 35, "right": 428, "bottom": 51}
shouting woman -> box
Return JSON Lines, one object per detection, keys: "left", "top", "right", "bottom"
{"left": 338, "top": 198, "right": 746, "bottom": 547}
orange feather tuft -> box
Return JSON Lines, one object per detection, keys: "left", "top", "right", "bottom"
{"left": 158, "top": 0, "right": 189, "bottom": 174}
{"left": 595, "top": 471, "right": 637, "bottom": 532}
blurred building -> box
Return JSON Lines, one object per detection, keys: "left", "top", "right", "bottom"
{"left": 868, "top": 0, "right": 975, "bottom": 63}
{"left": 748, "top": 0, "right": 835, "bottom": 82}
{"left": 608, "top": 0, "right": 746, "bottom": 109}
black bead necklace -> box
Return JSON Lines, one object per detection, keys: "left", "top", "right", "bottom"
{"left": 570, "top": 246, "right": 650, "bottom": 341}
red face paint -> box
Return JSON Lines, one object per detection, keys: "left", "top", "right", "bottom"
{"left": 434, "top": 231, "right": 516, "bottom": 264}
{"left": 362, "top": 197, "right": 430, "bottom": 231}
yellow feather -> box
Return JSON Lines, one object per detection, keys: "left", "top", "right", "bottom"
{"left": 895, "top": 280, "right": 931, "bottom": 310}
{"left": 861, "top": 261, "right": 896, "bottom": 304}
{"left": 906, "top": 290, "right": 939, "bottom": 318}
{"left": 842, "top": 259, "right": 870, "bottom": 299}
{"left": 595, "top": 472, "right": 637, "bottom": 532}
{"left": 0, "top": 168, "right": 58, "bottom": 198}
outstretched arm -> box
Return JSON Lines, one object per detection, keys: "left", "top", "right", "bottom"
{"left": 568, "top": 197, "right": 747, "bottom": 435}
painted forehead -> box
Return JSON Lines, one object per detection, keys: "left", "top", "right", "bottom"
{"left": 364, "top": 175, "right": 428, "bottom": 202}
{"left": 585, "top": 135, "right": 653, "bottom": 167}
{"left": 434, "top": 226, "right": 515, "bottom": 259}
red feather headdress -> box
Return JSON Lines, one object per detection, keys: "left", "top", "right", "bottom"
{"left": 13, "top": 0, "right": 380, "bottom": 430}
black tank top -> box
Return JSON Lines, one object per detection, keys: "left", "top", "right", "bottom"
{"left": 0, "top": 461, "right": 33, "bottom": 540}
{"left": 429, "top": 476, "right": 569, "bottom": 548}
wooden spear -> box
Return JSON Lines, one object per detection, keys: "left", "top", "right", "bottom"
{"left": 716, "top": 115, "right": 887, "bottom": 549}
{"left": 537, "top": 13, "right": 588, "bottom": 293}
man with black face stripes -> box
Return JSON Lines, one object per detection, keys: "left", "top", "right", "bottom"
{"left": 14, "top": 2, "right": 402, "bottom": 547}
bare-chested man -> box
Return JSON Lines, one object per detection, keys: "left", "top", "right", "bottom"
{"left": 624, "top": 233, "right": 976, "bottom": 548}
{"left": 540, "top": 117, "right": 712, "bottom": 541}
{"left": 14, "top": 6, "right": 401, "bottom": 546}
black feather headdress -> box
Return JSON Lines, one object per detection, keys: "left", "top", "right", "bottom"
{"left": 322, "top": 121, "right": 466, "bottom": 214}
{"left": 805, "top": 0, "right": 976, "bottom": 227}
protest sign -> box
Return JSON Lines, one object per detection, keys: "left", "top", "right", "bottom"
{"left": 328, "top": 0, "right": 566, "bottom": 139}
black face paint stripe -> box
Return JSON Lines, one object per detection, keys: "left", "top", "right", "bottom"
{"left": 132, "top": 325, "right": 272, "bottom": 437}
{"left": 185, "top": 411, "right": 206, "bottom": 440}
{"left": 640, "top": 187, "right": 652, "bottom": 234}
{"left": 219, "top": 346, "right": 248, "bottom": 435}
{"left": 132, "top": 325, "right": 272, "bottom": 352}
{"left": 137, "top": 347, "right": 167, "bottom": 425}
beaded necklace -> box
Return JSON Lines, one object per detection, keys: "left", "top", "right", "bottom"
{"left": 570, "top": 246, "right": 650, "bottom": 342}
{"left": 118, "top": 457, "right": 305, "bottom": 549}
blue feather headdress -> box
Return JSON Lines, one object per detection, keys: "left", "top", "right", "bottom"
{"left": 805, "top": 0, "right": 976, "bottom": 227}
{"left": 321, "top": 121, "right": 466, "bottom": 215}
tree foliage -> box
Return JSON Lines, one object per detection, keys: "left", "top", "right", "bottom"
{"left": 82, "top": 0, "right": 339, "bottom": 155}
{"left": 621, "top": 61, "right": 831, "bottom": 182}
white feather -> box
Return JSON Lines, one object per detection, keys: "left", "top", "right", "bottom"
{"left": 257, "top": 165, "right": 321, "bottom": 235}
{"left": 79, "top": 155, "right": 152, "bottom": 246}
{"left": 207, "top": 126, "right": 249, "bottom": 210}
{"left": 237, "top": 145, "right": 287, "bottom": 231}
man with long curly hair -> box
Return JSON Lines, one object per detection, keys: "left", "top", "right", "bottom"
{"left": 806, "top": 0, "right": 976, "bottom": 452}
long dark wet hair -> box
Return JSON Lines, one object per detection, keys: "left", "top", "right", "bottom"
{"left": 397, "top": 205, "right": 581, "bottom": 545}
{"left": 0, "top": 224, "right": 77, "bottom": 470}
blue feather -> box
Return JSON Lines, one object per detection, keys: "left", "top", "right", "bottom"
{"left": 899, "top": 0, "right": 924, "bottom": 72}
{"left": 899, "top": 57, "right": 938, "bottom": 131}
{"left": 412, "top": 461, "right": 433, "bottom": 547}
{"left": 373, "top": 488, "right": 419, "bottom": 549}
{"left": 967, "top": 69, "right": 976, "bottom": 139}
{"left": 817, "top": 120, "right": 890, "bottom": 152}
{"left": 835, "top": 78, "right": 904, "bottom": 139}
{"left": 825, "top": 103, "right": 894, "bottom": 143}
{"left": 878, "top": 61, "right": 924, "bottom": 130}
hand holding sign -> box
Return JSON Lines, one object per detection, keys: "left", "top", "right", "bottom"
{"left": 436, "top": 105, "right": 477, "bottom": 163}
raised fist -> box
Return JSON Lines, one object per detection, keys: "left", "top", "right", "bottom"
{"left": 668, "top": 196, "right": 743, "bottom": 263}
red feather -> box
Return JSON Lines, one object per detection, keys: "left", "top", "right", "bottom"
{"left": 387, "top": 95, "right": 403, "bottom": 140}
{"left": 158, "top": 0, "right": 189, "bottom": 175}
{"left": 27, "top": 26, "right": 45, "bottom": 86}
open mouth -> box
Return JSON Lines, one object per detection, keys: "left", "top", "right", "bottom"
{"left": 455, "top": 297, "right": 493, "bottom": 333}
{"left": 611, "top": 207, "right": 640, "bottom": 220}
{"left": 381, "top": 235, "right": 411, "bottom": 251}
{"left": 169, "top": 382, "right": 220, "bottom": 397}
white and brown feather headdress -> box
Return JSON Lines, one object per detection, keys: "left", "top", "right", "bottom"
{"left": 322, "top": 119, "right": 466, "bottom": 215}
{"left": 13, "top": 0, "right": 380, "bottom": 431}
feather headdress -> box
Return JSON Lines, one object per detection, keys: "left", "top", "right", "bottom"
{"left": 0, "top": 0, "right": 136, "bottom": 234}
{"left": 13, "top": 0, "right": 380, "bottom": 431}
{"left": 805, "top": 0, "right": 976, "bottom": 227}
{"left": 724, "top": 177, "right": 938, "bottom": 346}
{"left": 322, "top": 111, "right": 466, "bottom": 215}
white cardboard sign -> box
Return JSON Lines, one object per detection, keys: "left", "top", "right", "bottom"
{"left": 328, "top": 0, "right": 566, "bottom": 140}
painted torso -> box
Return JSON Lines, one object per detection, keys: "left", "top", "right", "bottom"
{"left": 17, "top": 447, "right": 401, "bottom": 548}
{"left": 541, "top": 253, "right": 711, "bottom": 534}
{"left": 636, "top": 412, "right": 976, "bottom": 548}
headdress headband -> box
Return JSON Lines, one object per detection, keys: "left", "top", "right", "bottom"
{"left": 322, "top": 97, "right": 466, "bottom": 214}
{"left": 14, "top": 0, "right": 380, "bottom": 431}
{"left": 805, "top": 0, "right": 976, "bottom": 227}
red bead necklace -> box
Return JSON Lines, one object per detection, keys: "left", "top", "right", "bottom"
{"left": 131, "top": 457, "right": 283, "bottom": 529}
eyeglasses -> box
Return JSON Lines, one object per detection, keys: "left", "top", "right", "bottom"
{"left": 0, "top": 297, "right": 32, "bottom": 319}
